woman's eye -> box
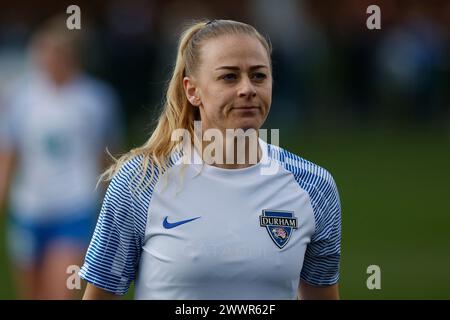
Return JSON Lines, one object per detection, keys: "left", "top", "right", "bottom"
{"left": 252, "top": 73, "right": 267, "bottom": 81}
{"left": 222, "top": 73, "right": 237, "bottom": 81}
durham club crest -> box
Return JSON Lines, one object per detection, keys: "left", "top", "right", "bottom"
{"left": 260, "top": 209, "right": 298, "bottom": 249}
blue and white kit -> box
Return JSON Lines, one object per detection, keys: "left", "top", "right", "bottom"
{"left": 0, "top": 72, "right": 122, "bottom": 265}
{"left": 79, "top": 138, "right": 341, "bottom": 299}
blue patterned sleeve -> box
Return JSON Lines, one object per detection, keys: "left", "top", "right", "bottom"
{"left": 300, "top": 171, "right": 342, "bottom": 286}
{"left": 79, "top": 157, "right": 146, "bottom": 295}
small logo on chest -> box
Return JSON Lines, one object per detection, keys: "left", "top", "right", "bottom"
{"left": 260, "top": 210, "right": 298, "bottom": 249}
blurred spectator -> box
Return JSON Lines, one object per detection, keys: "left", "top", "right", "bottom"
{"left": 102, "top": 0, "right": 157, "bottom": 118}
{"left": 250, "top": 0, "right": 324, "bottom": 129}
{"left": 375, "top": 2, "right": 446, "bottom": 125}
{"left": 0, "top": 15, "right": 124, "bottom": 299}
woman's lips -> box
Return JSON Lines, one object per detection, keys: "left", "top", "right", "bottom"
{"left": 232, "top": 106, "right": 259, "bottom": 110}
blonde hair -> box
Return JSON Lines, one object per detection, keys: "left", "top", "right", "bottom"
{"left": 99, "top": 19, "right": 272, "bottom": 189}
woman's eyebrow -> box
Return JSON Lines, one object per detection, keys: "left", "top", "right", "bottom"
{"left": 214, "top": 65, "right": 268, "bottom": 71}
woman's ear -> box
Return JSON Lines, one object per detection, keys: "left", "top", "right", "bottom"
{"left": 183, "top": 76, "right": 201, "bottom": 106}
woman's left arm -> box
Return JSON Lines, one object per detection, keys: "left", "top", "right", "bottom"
{"left": 298, "top": 280, "right": 340, "bottom": 300}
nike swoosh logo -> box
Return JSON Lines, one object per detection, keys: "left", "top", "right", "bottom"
{"left": 163, "top": 216, "right": 201, "bottom": 229}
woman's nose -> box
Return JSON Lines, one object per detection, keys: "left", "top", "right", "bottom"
{"left": 238, "top": 76, "right": 257, "bottom": 98}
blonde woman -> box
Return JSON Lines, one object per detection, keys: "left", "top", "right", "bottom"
{"left": 80, "top": 19, "right": 341, "bottom": 300}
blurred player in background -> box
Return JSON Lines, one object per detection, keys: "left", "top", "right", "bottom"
{"left": 80, "top": 19, "right": 341, "bottom": 300}
{"left": 0, "top": 16, "right": 123, "bottom": 299}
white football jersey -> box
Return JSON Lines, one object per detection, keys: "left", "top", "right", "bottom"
{"left": 79, "top": 139, "right": 341, "bottom": 299}
{"left": 0, "top": 72, "right": 122, "bottom": 219}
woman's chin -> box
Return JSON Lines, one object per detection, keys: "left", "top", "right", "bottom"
{"left": 228, "top": 118, "right": 263, "bottom": 131}
{"left": 232, "top": 124, "right": 260, "bottom": 132}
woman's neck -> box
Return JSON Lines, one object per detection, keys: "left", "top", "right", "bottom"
{"left": 198, "top": 130, "right": 261, "bottom": 169}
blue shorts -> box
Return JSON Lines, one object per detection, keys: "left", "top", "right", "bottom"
{"left": 7, "top": 208, "right": 96, "bottom": 267}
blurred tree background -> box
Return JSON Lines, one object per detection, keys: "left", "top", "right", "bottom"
{"left": 0, "top": 0, "right": 449, "bottom": 299}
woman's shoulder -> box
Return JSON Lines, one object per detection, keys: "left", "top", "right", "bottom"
{"left": 105, "top": 154, "right": 162, "bottom": 208}
{"left": 113, "top": 151, "right": 182, "bottom": 186}
{"left": 111, "top": 154, "right": 158, "bottom": 190}
{"left": 267, "top": 144, "right": 341, "bottom": 228}
{"left": 267, "top": 143, "right": 338, "bottom": 192}
{"left": 115, "top": 154, "right": 146, "bottom": 179}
